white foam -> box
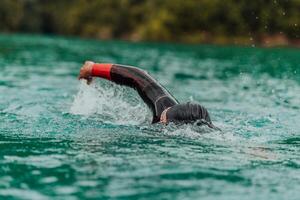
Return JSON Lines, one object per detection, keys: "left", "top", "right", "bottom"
{"left": 70, "top": 79, "right": 151, "bottom": 125}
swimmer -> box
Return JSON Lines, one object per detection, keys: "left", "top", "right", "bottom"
{"left": 78, "top": 61, "right": 217, "bottom": 129}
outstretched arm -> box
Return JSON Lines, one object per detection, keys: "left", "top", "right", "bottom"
{"left": 79, "top": 61, "right": 158, "bottom": 89}
{"left": 78, "top": 61, "right": 178, "bottom": 123}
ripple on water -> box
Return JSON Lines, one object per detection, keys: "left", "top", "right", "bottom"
{"left": 0, "top": 34, "right": 300, "bottom": 200}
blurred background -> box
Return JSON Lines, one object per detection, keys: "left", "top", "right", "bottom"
{"left": 0, "top": 0, "right": 299, "bottom": 46}
{"left": 1, "top": 1, "right": 300, "bottom": 199}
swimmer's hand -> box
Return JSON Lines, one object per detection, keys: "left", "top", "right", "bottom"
{"left": 78, "top": 61, "right": 94, "bottom": 84}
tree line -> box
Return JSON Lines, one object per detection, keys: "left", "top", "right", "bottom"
{"left": 0, "top": 0, "right": 299, "bottom": 45}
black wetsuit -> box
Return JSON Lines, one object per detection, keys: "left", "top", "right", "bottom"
{"left": 109, "top": 64, "right": 178, "bottom": 123}
{"left": 91, "top": 63, "right": 213, "bottom": 127}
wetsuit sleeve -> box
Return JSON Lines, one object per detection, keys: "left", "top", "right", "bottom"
{"left": 91, "top": 63, "right": 154, "bottom": 89}
{"left": 91, "top": 63, "right": 112, "bottom": 80}
{"left": 91, "top": 63, "right": 178, "bottom": 123}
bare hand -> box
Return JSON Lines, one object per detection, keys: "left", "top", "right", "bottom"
{"left": 78, "top": 61, "right": 94, "bottom": 84}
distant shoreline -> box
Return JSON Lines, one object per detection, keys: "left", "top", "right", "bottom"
{"left": 120, "top": 32, "right": 300, "bottom": 48}
{"left": 1, "top": 0, "right": 299, "bottom": 49}
{"left": 1, "top": 32, "right": 300, "bottom": 48}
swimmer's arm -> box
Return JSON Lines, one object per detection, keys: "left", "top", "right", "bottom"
{"left": 78, "top": 61, "right": 155, "bottom": 89}
{"left": 78, "top": 61, "right": 177, "bottom": 123}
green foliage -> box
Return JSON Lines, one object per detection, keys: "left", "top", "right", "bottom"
{"left": 0, "top": 0, "right": 299, "bottom": 44}
{"left": 0, "top": 0, "right": 24, "bottom": 31}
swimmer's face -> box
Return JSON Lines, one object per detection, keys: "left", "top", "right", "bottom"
{"left": 160, "top": 107, "right": 170, "bottom": 124}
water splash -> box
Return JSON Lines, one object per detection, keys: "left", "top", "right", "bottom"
{"left": 70, "top": 79, "right": 151, "bottom": 125}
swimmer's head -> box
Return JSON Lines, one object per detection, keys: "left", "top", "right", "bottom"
{"left": 161, "top": 102, "right": 216, "bottom": 129}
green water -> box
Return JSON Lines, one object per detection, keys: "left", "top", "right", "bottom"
{"left": 0, "top": 34, "right": 299, "bottom": 200}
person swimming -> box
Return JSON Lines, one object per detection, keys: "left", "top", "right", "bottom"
{"left": 78, "top": 61, "right": 216, "bottom": 129}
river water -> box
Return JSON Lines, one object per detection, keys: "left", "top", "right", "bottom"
{"left": 0, "top": 34, "right": 299, "bottom": 200}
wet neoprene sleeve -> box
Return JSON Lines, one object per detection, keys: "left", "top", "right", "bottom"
{"left": 91, "top": 63, "right": 178, "bottom": 123}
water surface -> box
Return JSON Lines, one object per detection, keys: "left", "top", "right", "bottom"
{"left": 0, "top": 34, "right": 300, "bottom": 200}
